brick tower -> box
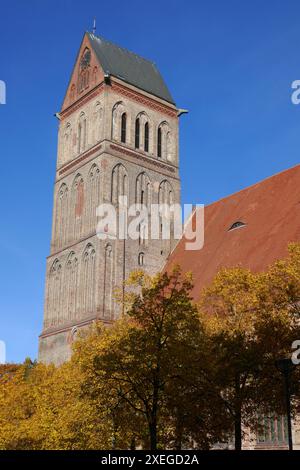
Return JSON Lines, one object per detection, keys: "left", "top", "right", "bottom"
{"left": 39, "top": 32, "right": 181, "bottom": 364}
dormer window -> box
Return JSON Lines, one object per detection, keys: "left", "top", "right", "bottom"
{"left": 228, "top": 221, "right": 246, "bottom": 231}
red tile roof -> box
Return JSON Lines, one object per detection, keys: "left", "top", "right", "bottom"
{"left": 166, "top": 164, "right": 300, "bottom": 300}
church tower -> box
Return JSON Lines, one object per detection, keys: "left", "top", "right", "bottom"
{"left": 39, "top": 32, "right": 181, "bottom": 364}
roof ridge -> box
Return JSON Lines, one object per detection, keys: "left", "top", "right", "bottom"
{"left": 206, "top": 163, "right": 300, "bottom": 209}
{"left": 86, "top": 31, "right": 175, "bottom": 104}
{"left": 87, "top": 31, "right": 156, "bottom": 68}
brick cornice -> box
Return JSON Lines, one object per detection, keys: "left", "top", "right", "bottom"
{"left": 110, "top": 80, "right": 178, "bottom": 119}
{"left": 110, "top": 143, "right": 177, "bottom": 174}
{"left": 39, "top": 316, "right": 113, "bottom": 339}
{"left": 59, "top": 79, "right": 177, "bottom": 121}
{"left": 60, "top": 82, "right": 104, "bottom": 120}
{"left": 58, "top": 143, "right": 102, "bottom": 176}
{"left": 48, "top": 230, "right": 97, "bottom": 259}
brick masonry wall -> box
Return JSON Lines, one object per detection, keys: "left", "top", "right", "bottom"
{"left": 39, "top": 42, "right": 181, "bottom": 365}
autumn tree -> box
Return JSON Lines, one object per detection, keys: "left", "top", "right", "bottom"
{"left": 74, "top": 268, "right": 228, "bottom": 450}
{"left": 200, "top": 243, "right": 300, "bottom": 450}
{"left": 0, "top": 359, "right": 114, "bottom": 450}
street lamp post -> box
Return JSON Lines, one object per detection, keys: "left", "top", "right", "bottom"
{"left": 275, "top": 358, "right": 294, "bottom": 451}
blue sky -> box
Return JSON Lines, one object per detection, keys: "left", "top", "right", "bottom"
{"left": 0, "top": 0, "right": 299, "bottom": 362}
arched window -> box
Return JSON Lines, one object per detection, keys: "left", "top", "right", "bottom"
{"left": 94, "top": 102, "right": 103, "bottom": 143}
{"left": 136, "top": 172, "right": 151, "bottom": 246}
{"left": 78, "top": 113, "right": 87, "bottom": 154}
{"left": 87, "top": 164, "right": 100, "bottom": 233}
{"left": 70, "top": 174, "right": 85, "bottom": 242}
{"left": 144, "top": 122, "right": 149, "bottom": 152}
{"left": 157, "top": 122, "right": 171, "bottom": 159}
{"left": 136, "top": 172, "right": 151, "bottom": 207}
{"left": 47, "top": 259, "right": 63, "bottom": 327}
{"left": 103, "top": 244, "right": 113, "bottom": 318}
{"left": 63, "top": 123, "right": 72, "bottom": 163}
{"left": 157, "top": 127, "right": 162, "bottom": 158}
{"left": 138, "top": 252, "right": 145, "bottom": 266}
{"left": 78, "top": 49, "right": 91, "bottom": 93}
{"left": 65, "top": 252, "right": 78, "bottom": 322}
{"left": 159, "top": 180, "right": 174, "bottom": 254}
{"left": 111, "top": 163, "right": 128, "bottom": 206}
{"left": 121, "top": 113, "right": 127, "bottom": 143}
{"left": 81, "top": 244, "right": 96, "bottom": 315}
{"left": 135, "top": 118, "right": 140, "bottom": 148}
{"left": 111, "top": 101, "right": 126, "bottom": 141}
{"left": 166, "top": 131, "right": 172, "bottom": 161}
{"left": 55, "top": 183, "right": 69, "bottom": 249}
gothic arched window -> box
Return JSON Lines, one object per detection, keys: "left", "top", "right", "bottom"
{"left": 136, "top": 172, "right": 151, "bottom": 246}
{"left": 103, "top": 244, "right": 113, "bottom": 318}
{"left": 94, "top": 102, "right": 103, "bottom": 143}
{"left": 78, "top": 48, "right": 91, "bottom": 93}
{"left": 158, "top": 122, "right": 171, "bottom": 160}
{"left": 81, "top": 244, "right": 96, "bottom": 314}
{"left": 63, "top": 123, "right": 72, "bottom": 163}
{"left": 87, "top": 164, "right": 100, "bottom": 233}
{"left": 55, "top": 183, "right": 69, "bottom": 249}
{"left": 70, "top": 174, "right": 85, "bottom": 242}
{"left": 159, "top": 179, "right": 174, "bottom": 254}
{"left": 112, "top": 102, "right": 126, "bottom": 142}
{"left": 136, "top": 172, "right": 151, "bottom": 207}
{"left": 135, "top": 118, "right": 140, "bottom": 149}
{"left": 65, "top": 252, "right": 78, "bottom": 321}
{"left": 144, "top": 122, "right": 149, "bottom": 152}
{"left": 78, "top": 112, "right": 87, "bottom": 154}
{"left": 121, "top": 112, "right": 127, "bottom": 143}
{"left": 111, "top": 163, "right": 128, "bottom": 206}
{"left": 48, "top": 258, "right": 62, "bottom": 327}
{"left": 157, "top": 127, "right": 162, "bottom": 158}
{"left": 138, "top": 252, "right": 145, "bottom": 266}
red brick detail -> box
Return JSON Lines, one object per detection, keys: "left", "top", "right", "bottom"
{"left": 60, "top": 83, "right": 104, "bottom": 120}
{"left": 111, "top": 81, "right": 178, "bottom": 119}
{"left": 58, "top": 143, "right": 102, "bottom": 176}
{"left": 75, "top": 180, "right": 84, "bottom": 217}
{"left": 110, "top": 144, "right": 176, "bottom": 173}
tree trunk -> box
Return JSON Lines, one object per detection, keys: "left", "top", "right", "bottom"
{"left": 149, "top": 421, "right": 157, "bottom": 450}
{"left": 234, "top": 373, "right": 242, "bottom": 451}
{"left": 149, "top": 369, "right": 159, "bottom": 450}
{"left": 130, "top": 437, "right": 136, "bottom": 450}
{"left": 234, "top": 411, "right": 242, "bottom": 451}
{"left": 174, "top": 410, "right": 183, "bottom": 450}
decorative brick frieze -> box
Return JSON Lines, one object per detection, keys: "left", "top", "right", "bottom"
{"left": 60, "top": 83, "right": 104, "bottom": 120}
{"left": 110, "top": 143, "right": 176, "bottom": 174}
{"left": 111, "top": 81, "right": 178, "bottom": 119}
{"left": 39, "top": 316, "right": 113, "bottom": 339}
{"left": 58, "top": 143, "right": 102, "bottom": 176}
